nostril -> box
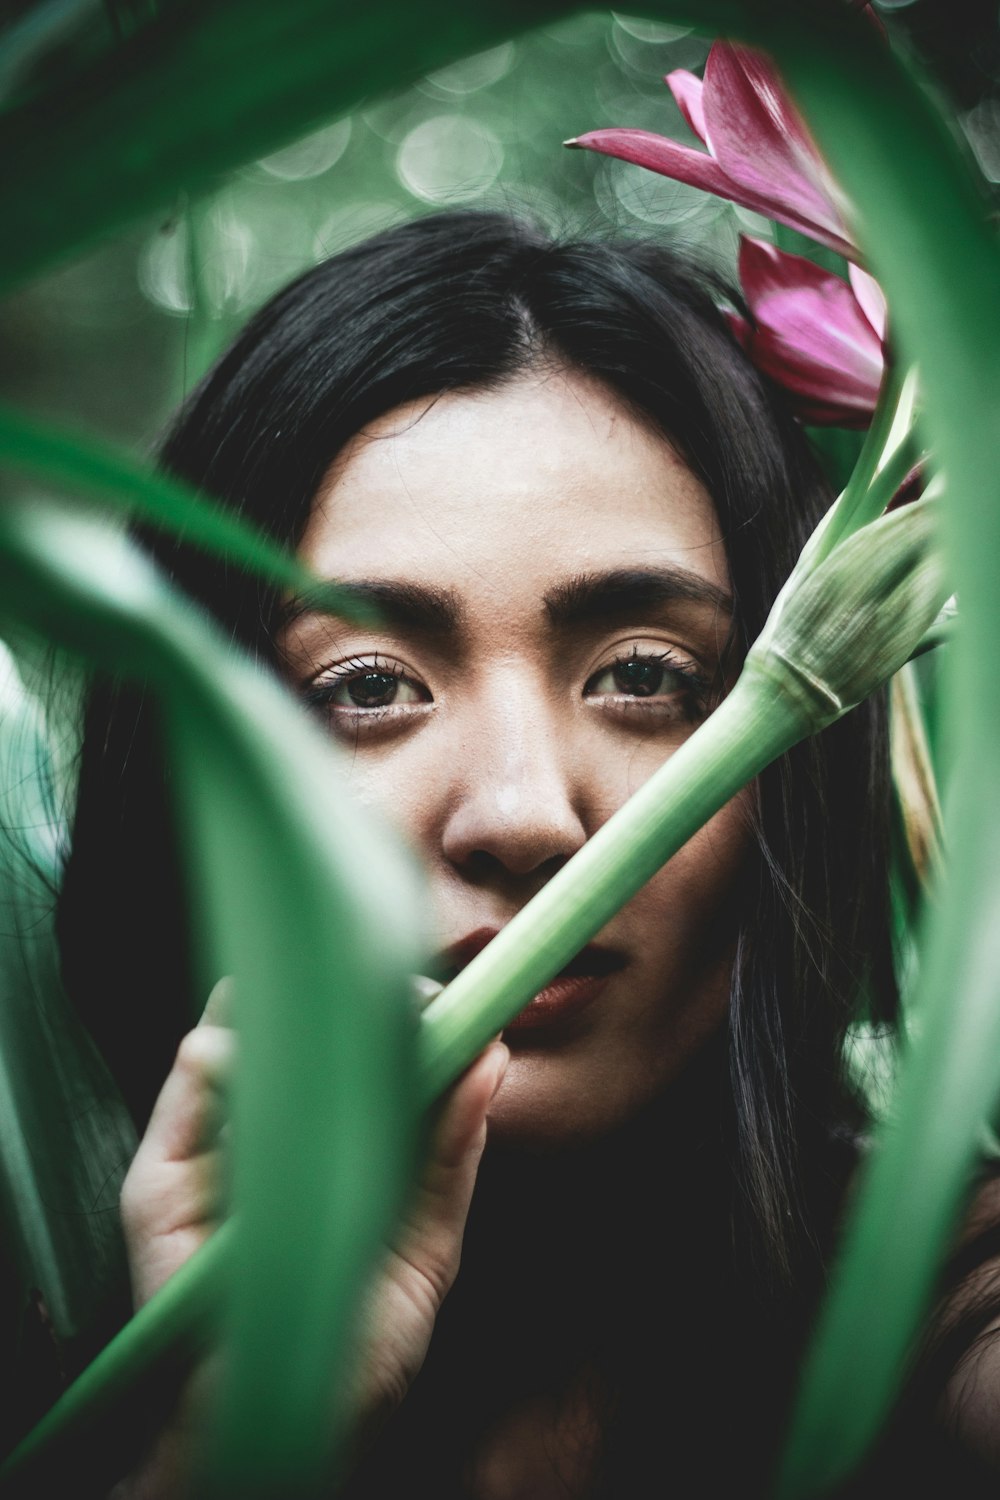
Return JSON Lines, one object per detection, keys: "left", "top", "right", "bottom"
{"left": 451, "top": 843, "right": 577, "bottom": 884}
{"left": 439, "top": 742, "right": 589, "bottom": 877}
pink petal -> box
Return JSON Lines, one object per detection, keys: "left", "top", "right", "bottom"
{"left": 848, "top": 263, "right": 887, "bottom": 342}
{"left": 666, "top": 68, "right": 707, "bottom": 143}
{"left": 739, "top": 238, "right": 883, "bottom": 416}
{"left": 740, "top": 236, "right": 842, "bottom": 306}
{"left": 572, "top": 128, "right": 754, "bottom": 201}
{"left": 886, "top": 463, "right": 926, "bottom": 510}
{"left": 571, "top": 129, "right": 844, "bottom": 236}
{"left": 854, "top": 1, "right": 888, "bottom": 39}
{"left": 749, "top": 320, "right": 882, "bottom": 426}
{"left": 752, "top": 319, "right": 883, "bottom": 413}
{"left": 702, "top": 43, "right": 855, "bottom": 257}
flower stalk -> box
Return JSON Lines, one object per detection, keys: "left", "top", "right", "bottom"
{"left": 422, "top": 493, "right": 947, "bottom": 1095}
{"left": 811, "top": 363, "right": 920, "bottom": 565}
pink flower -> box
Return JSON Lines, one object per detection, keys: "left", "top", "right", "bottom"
{"left": 730, "top": 237, "right": 886, "bottom": 427}
{"left": 568, "top": 40, "right": 856, "bottom": 260}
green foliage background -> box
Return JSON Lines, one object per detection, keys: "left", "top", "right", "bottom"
{"left": 1, "top": 1, "right": 1000, "bottom": 1496}
{"left": 1, "top": 2, "right": 993, "bottom": 459}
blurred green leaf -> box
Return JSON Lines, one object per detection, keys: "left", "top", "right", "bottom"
{"left": 700, "top": 4, "right": 1000, "bottom": 1494}
{"left": 0, "top": 0, "right": 560, "bottom": 291}
{"left": 0, "top": 402, "right": 372, "bottom": 620}
{"left": 0, "top": 499, "right": 424, "bottom": 1496}
{"left": 0, "top": 641, "right": 135, "bottom": 1368}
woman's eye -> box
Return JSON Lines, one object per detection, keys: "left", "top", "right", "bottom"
{"left": 581, "top": 645, "right": 707, "bottom": 720}
{"left": 339, "top": 670, "right": 417, "bottom": 708}
{"left": 585, "top": 653, "right": 694, "bottom": 701}
{"left": 600, "top": 658, "right": 669, "bottom": 697}
{"left": 305, "top": 659, "right": 429, "bottom": 717}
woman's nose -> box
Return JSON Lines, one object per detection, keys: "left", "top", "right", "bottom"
{"left": 440, "top": 698, "right": 589, "bottom": 879}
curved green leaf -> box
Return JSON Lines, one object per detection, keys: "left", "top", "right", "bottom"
{"left": 0, "top": 500, "right": 423, "bottom": 1496}
{"left": 0, "top": 643, "right": 135, "bottom": 1354}
{"left": 0, "top": 403, "right": 369, "bottom": 621}
{"left": 690, "top": 3, "right": 1000, "bottom": 1493}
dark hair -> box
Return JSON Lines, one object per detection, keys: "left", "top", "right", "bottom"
{"left": 57, "top": 210, "right": 897, "bottom": 1489}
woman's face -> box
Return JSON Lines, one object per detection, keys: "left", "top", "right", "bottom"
{"left": 282, "top": 369, "right": 750, "bottom": 1148}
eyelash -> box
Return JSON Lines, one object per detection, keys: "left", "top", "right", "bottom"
{"left": 583, "top": 647, "right": 711, "bottom": 722}
{"left": 302, "top": 654, "right": 419, "bottom": 718}
{"left": 303, "top": 647, "right": 712, "bottom": 730}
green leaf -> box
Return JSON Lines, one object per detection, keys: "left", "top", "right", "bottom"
{"left": 718, "top": 6, "right": 1000, "bottom": 1496}
{"left": 0, "top": 403, "right": 368, "bottom": 621}
{"left": 0, "top": 643, "right": 136, "bottom": 1351}
{"left": 0, "top": 0, "right": 565, "bottom": 293}
{"left": 0, "top": 500, "right": 424, "bottom": 1496}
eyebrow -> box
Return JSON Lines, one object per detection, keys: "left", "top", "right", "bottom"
{"left": 543, "top": 567, "right": 733, "bottom": 626}
{"left": 283, "top": 565, "right": 732, "bottom": 637}
{"left": 282, "top": 578, "right": 464, "bottom": 635}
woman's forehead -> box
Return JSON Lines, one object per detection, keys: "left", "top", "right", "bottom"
{"left": 300, "top": 370, "right": 730, "bottom": 599}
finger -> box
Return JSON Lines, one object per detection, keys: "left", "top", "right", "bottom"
{"left": 202, "top": 974, "right": 236, "bottom": 1027}
{"left": 392, "top": 1041, "right": 508, "bottom": 1303}
{"left": 410, "top": 974, "right": 443, "bottom": 1013}
{"left": 432, "top": 1039, "right": 507, "bottom": 1170}
{"left": 140, "top": 1023, "right": 236, "bottom": 1164}
{"left": 125, "top": 1144, "right": 228, "bottom": 1240}
{"left": 122, "top": 1158, "right": 226, "bottom": 1307}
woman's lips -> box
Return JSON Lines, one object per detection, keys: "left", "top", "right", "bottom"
{"left": 435, "top": 927, "right": 625, "bottom": 1033}
{"left": 502, "top": 970, "right": 613, "bottom": 1032}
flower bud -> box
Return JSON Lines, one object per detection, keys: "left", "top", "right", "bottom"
{"left": 747, "top": 497, "right": 947, "bottom": 728}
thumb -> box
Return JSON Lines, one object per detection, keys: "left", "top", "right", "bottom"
{"left": 393, "top": 1041, "right": 509, "bottom": 1305}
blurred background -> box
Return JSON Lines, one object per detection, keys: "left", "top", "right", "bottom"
{"left": 0, "top": 0, "right": 998, "bottom": 461}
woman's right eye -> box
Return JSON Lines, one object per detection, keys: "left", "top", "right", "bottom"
{"left": 304, "top": 657, "right": 430, "bottom": 718}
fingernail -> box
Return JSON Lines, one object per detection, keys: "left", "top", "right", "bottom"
{"left": 202, "top": 975, "right": 236, "bottom": 1026}
{"left": 411, "top": 974, "right": 444, "bottom": 1012}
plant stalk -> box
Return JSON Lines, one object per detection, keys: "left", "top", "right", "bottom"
{"left": 420, "top": 665, "right": 799, "bottom": 1095}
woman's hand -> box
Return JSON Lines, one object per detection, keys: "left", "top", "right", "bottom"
{"left": 119, "top": 979, "right": 235, "bottom": 1313}
{"left": 114, "top": 979, "right": 508, "bottom": 1496}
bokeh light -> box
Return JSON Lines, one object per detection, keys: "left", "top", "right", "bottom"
{"left": 1, "top": 8, "right": 997, "bottom": 447}
{"left": 422, "top": 42, "right": 517, "bottom": 96}
{"left": 396, "top": 116, "right": 504, "bottom": 204}
{"left": 963, "top": 97, "right": 1000, "bottom": 183}
{"left": 256, "top": 118, "right": 353, "bottom": 181}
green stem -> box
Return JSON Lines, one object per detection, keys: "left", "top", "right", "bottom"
{"left": 861, "top": 429, "right": 922, "bottom": 521}
{"left": 812, "top": 362, "right": 911, "bottom": 566}
{"left": 0, "top": 1230, "right": 230, "bottom": 1492}
{"left": 419, "top": 666, "right": 800, "bottom": 1096}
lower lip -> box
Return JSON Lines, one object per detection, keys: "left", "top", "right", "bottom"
{"left": 503, "top": 972, "right": 612, "bottom": 1034}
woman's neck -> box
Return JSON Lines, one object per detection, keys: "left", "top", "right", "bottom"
{"left": 443, "top": 1038, "right": 733, "bottom": 1497}
{"left": 345, "top": 1035, "right": 812, "bottom": 1499}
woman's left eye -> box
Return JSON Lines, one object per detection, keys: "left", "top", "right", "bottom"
{"left": 584, "top": 650, "right": 708, "bottom": 713}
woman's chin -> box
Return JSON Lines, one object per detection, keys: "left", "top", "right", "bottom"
{"left": 484, "top": 1048, "right": 642, "bottom": 1153}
